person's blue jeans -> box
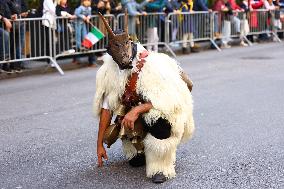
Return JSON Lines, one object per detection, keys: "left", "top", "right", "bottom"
{"left": 10, "top": 24, "right": 25, "bottom": 69}
{"left": 75, "top": 22, "right": 87, "bottom": 49}
{"left": 0, "top": 28, "right": 9, "bottom": 61}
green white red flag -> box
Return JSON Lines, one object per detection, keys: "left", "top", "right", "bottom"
{"left": 82, "top": 27, "right": 104, "bottom": 48}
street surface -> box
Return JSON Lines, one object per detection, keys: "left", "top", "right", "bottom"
{"left": 0, "top": 43, "right": 284, "bottom": 188}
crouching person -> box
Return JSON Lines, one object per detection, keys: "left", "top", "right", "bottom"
{"left": 93, "top": 11, "right": 195, "bottom": 183}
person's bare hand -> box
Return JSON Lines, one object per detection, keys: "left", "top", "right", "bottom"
{"left": 4, "top": 19, "right": 12, "bottom": 32}
{"left": 140, "top": 11, "right": 147, "bottom": 16}
{"left": 121, "top": 108, "right": 139, "bottom": 130}
{"left": 21, "top": 12, "right": 28, "bottom": 17}
{"left": 97, "top": 145, "right": 108, "bottom": 167}
{"left": 11, "top": 14, "right": 17, "bottom": 20}
{"left": 70, "top": 15, "right": 77, "bottom": 19}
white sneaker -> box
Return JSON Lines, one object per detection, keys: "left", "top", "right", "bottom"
{"left": 240, "top": 41, "right": 248, "bottom": 47}
{"left": 221, "top": 43, "right": 231, "bottom": 49}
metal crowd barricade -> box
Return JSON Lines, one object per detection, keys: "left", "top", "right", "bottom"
{"left": 246, "top": 9, "right": 281, "bottom": 42}
{"left": 54, "top": 14, "right": 115, "bottom": 60}
{"left": 0, "top": 18, "right": 63, "bottom": 75}
{"left": 2, "top": 11, "right": 283, "bottom": 76}
{"left": 269, "top": 10, "right": 283, "bottom": 41}
{"left": 166, "top": 12, "right": 220, "bottom": 51}
{"left": 117, "top": 12, "right": 176, "bottom": 57}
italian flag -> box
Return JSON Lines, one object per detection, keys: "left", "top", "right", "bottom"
{"left": 82, "top": 27, "right": 104, "bottom": 48}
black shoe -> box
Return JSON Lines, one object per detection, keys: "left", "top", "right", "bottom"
{"left": 129, "top": 153, "right": 146, "bottom": 167}
{"left": 152, "top": 172, "right": 167, "bottom": 184}
{"left": 190, "top": 45, "right": 200, "bottom": 53}
{"left": 2, "top": 67, "right": 14, "bottom": 74}
{"left": 182, "top": 47, "right": 190, "bottom": 54}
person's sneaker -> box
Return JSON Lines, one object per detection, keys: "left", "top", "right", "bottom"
{"left": 190, "top": 45, "right": 200, "bottom": 53}
{"left": 182, "top": 47, "right": 190, "bottom": 54}
{"left": 14, "top": 68, "right": 23, "bottom": 73}
{"left": 129, "top": 153, "right": 146, "bottom": 167}
{"left": 240, "top": 41, "right": 248, "bottom": 47}
{"left": 214, "top": 32, "right": 221, "bottom": 38}
{"left": 2, "top": 68, "right": 14, "bottom": 74}
{"left": 152, "top": 172, "right": 167, "bottom": 184}
{"left": 221, "top": 43, "right": 231, "bottom": 49}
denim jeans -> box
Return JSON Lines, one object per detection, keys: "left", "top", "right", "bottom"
{"left": 10, "top": 24, "right": 25, "bottom": 69}
{"left": 0, "top": 28, "right": 9, "bottom": 61}
{"left": 75, "top": 22, "right": 87, "bottom": 49}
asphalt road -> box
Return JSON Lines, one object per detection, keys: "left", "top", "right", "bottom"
{"left": 1, "top": 43, "right": 284, "bottom": 189}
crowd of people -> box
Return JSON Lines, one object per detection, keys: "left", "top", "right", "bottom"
{"left": 0, "top": 0, "right": 283, "bottom": 74}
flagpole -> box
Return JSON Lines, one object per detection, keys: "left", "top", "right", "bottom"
{"left": 88, "top": 21, "right": 95, "bottom": 28}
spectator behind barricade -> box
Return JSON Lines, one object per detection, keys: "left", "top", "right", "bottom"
{"left": 110, "top": 0, "right": 123, "bottom": 15}
{"left": 213, "top": 0, "right": 234, "bottom": 48}
{"left": 193, "top": 0, "right": 221, "bottom": 38}
{"left": 179, "top": 0, "right": 197, "bottom": 54}
{"left": 74, "top": 0, "right": 98, "bottom": 67}
{"left": 93, "top": 0, "right": 112, "bottom": 15}
{"left": 164, "top": 0, "right": 181, "bottom": 43}
{"left": 0, "top": 0, "right": 12, "bottom": 73}
{"left": 121, "top": 0, "right": 151, "bottom": 42}
{"left": 273, "top": 0, "right": 283, "bottom": 30}
{"left": 227, "top": 0, "right": 249, "bottom": 46}
{"left": 75, "top": 0, "right": 91, "bottom": 51}
{"left": 42, "top": 0, "right": 57, "bottom": 66}
{"left": 145, "top": 0, "right": 166, "bottom": 52}
{"left": 3, "top": 0, "right": 28, "bottom": 73}
{"left": 56, "top": 0, "right": 76, "bottom": 54}
{"left": 264, "top": 0, "right": 282, "bottom": 31}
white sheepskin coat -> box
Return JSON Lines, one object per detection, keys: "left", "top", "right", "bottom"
{"left": 93, "top": 47, "right": 195, "bottom": 143}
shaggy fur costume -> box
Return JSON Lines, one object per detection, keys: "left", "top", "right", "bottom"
{"left": 93, "top": 44, "right": 195, "bottom": 179}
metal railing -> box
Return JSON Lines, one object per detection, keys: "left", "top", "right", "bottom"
{"left": 0, "top": 18, "right": 63, "bottom": 74}
{"left": 167, "top": 11, "right": 220, "bottom": 51}
{"left": 55, "top": 14, "right": 115, "bottom": 59}
{"left": 1, "top": 10, "right": 282, "bottom": 75}
{"left": 117, "top": 12, "right": 176, "bottom": 57}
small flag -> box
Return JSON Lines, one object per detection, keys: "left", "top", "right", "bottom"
{"left": 82, "top": 27, "right": 104, "bottom": 48}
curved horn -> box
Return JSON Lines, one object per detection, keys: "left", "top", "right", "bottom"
{"left": 98, "top": 12, "right": 115, "bottom": 38}
{"left": 124, "top": 9, "right": 128, "bottom": 34}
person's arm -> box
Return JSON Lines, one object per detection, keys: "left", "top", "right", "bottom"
{"left": 43, "top": 0, "right": 56, "bottom": 15}
{"left": 97, "top": 108, "right": 112, "bottom": 167}
{"left": 126, "top": 3, "right": 141, "bottom": 16}
{"left": 2, "top": 17, "right": 12, "bottom": 32}
{"left": 20, "top": 0, "right": 29, "bottom": 17}
{"left": 56, "top": 6, "right": 61, "bottom": 16}
{"left": 198, "top": 0, "right": 210, "bottom": 11}
{"left": 146, "top": 0, "right": 165, "bottom": 11}
{"left": 121, "top": 102, "right": 153, "bottom": 130}
{"left": 75, "top": 6, "right": 86, "bottom": 20}
{"left": 251, "top": 0, "right": 264, "bottom": 9}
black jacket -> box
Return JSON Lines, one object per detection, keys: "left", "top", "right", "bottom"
{"left": 7, "top": 0, "right": 28, "bottom": 16}
{"left": 0, "top": 0, "right": 12, "bottom": 18}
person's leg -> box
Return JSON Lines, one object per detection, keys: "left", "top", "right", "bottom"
{"left": 232, "top": 16, "right": 241, "bottom": 34}
{"left": 222, "top": 20, "right": 231, "bottom": 47}
{"left": 14, "top": 24, "right": 25, "bottom": 70}
{"left": 75, "top": 23, "right": 82, "bottom": 50}
{"left": 0, "top": 28, "right": 9, "bottom": 61}
{"left": 153, "top": 27, "right": 159, "bottom": 53}
{"left": 143, "top": 118, "right": 178, "bottom": 183}
{"left": 147, "top": 27, "right": 154, "bottom": 51}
